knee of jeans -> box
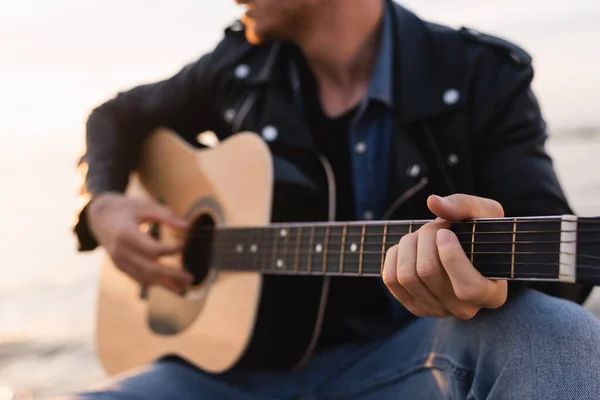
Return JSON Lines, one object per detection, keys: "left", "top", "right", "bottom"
{"left": 493, "top": 289, "right": 600, "bottom": 347}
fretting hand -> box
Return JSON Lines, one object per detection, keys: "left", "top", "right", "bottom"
{"left": 382, "top": 194, "right": 508, "bottom": 320}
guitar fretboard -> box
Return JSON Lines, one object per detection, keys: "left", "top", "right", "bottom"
{"left": 200, "top": 216, "right": 574, "bottom": 282}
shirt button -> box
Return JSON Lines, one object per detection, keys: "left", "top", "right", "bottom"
{"left": 261, "top": 125, "right": 278, "bottom": 141}
{"left": 355, "top": 141, "right": 367, "bottom": 154}
{"left": 447, "top": 154, "right": 459, "bottom": 166}
{"left": 363, "top": 210, "right": 374, "bottom": 220}
{"left": 230, "top": 20, "right": 244, "bottom": 32}
{"left": 443, "top": 88, "right": 460, "bottom": 105}
{"left": 223, "top": 108, "right": 236, "bottom": 123}
{"left": 235, "top": 64, "right": 250, "bottom": 79}
{"left": 407, "top": 164, "right": 421, "bottom": 177}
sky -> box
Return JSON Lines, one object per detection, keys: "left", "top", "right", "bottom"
{"left": 0, "top": 0, "right": 599, "bottom": 144}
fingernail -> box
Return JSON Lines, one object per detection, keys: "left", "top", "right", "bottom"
{"left": 437, "top": 229, "right": 453, "bottom": 245}
{"left": 433, "top": 195, "right": 449, "bottom": 204}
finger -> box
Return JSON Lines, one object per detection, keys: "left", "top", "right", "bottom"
{"left": 382, "top": 245, "right": 417, "bottom": 309}
{"left": 396, "top": 232, "right": 448, "bottom": 316}
{"left": 113, "top": 254, "right": 149, "bottom": 285}
{"left": 137, "top": 200, "right": 189, "bottom": 230}
{"left": 112, "top": 251, "right": 185, "bottom": 294}
{"left": 437, "top": 228, "right": 507, "bottom": 309}
{"left": 127, "top": 251, "right": 194, "bottom": 291}
{"left": 427, "top": 194, "right": 504, "bottom": 221}
{"left": 127, "top": 228, "right": 184, "bottom": 259}
{"left": 418, "top": 222, "right": 482, "bottom": 320}
{"left": 416, "top": 221, "right": 455, "bottom": 303}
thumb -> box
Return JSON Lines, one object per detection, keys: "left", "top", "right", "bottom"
{"left": 137, "top": 200, "right": 189, "bottom": 230}
{"left": 427, "top": 194, "right": 504, "bottom": 221}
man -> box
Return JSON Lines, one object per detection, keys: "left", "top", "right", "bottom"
{"left": 71, "top": 0, "right": 600, "bottom": 398}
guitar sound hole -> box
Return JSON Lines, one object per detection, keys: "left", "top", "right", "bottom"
{"left": 182, "top": 213, "right": 215, "bottom": 286}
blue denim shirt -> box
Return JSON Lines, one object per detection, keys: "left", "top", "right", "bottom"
{"left": 290, "top": 5, "right": 395, "bottom": 223}
{"left": 349, "top": 7, "right": 395, "bottom": 222}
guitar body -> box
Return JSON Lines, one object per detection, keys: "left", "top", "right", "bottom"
{"left": 96, "top": 129, "right": 329, "bottom": 376}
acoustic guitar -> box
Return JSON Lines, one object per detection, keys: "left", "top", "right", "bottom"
{"left": 95, "top": 128, "right": 600, "bottom": 377}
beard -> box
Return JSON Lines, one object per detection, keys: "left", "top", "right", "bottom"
{"left": 240, "top": 13, "right": 290, "bottom": 45}
{"left": 241, "top": 15, "right": 263, "bottom": 45}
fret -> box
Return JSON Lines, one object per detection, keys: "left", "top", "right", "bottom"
{"left": 270, "top": 226, "right": 280, "bottom": 271}
{"left": 298, "top": 226, "right": 314, "bottom": 274}
{"left": 295, "top": 226, "right": 311, "bottom": 274}
{"left": 322, "top": 225, "right": 330, "bottom": 273}
{"left": 358, "top": 224, "right": 366, "bottom": 274}
{"left": 456, "top": 220, "right": 512, "bottom": 278}
{"left": 239, "top": 228, "right": 253, "bottom": 271}
{"left": 259, "top": 227, "right": 275, "bottom": 273}
{"left": 324, "top": 225, "right": 343, "bottom": 274}
{"left": 471, "top": 221, "right": 476, "bottom": 264}
{"left": 285, "top": 226, "right": 302, "bottom": 273}
{"left": 380, "top": 223, "right": 388, "bottom": 272}
{"left": 235, "top": 229, "right": 245, "bottom": 269}
{"left": 249, "top": 229, "right": 265, "bottom": 271}
{"left": 511, "top": 219, "right": 517, "bottom": 279}
{"left": 514, "top": 218, "right": 561, "bottom": 280}
{"left": 339, "top": 225, "right": 348, "bottom": 274}
{"left": 453, "top": 222, "right": 477, "bottom": 267}
{"left": 231, "top": 228, "right": 248, "bottom": 271}
{"left": 362, "top": 224, "right": 386, "bottom": 275}
{"left": 384, "top": 223, "right": 412, "bottom": 255}
{"left": 344, "top": 225, "right": 362, "bottom": 274}
{"left": 274, "top": 226, "right": 291, "bottom": 272}
{"left": 309, "top": 226, "right": 327, "bottom": 274}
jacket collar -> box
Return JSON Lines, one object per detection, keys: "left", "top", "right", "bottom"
{"left": 389, "top": 1, "right": 467, "bottom": 123}
{"left": 227, "top": 0, "right": 468, "bottom": 122}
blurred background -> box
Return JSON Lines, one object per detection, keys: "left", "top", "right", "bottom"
{"left": 0, "top": 0, "right": 599, "bottom": 397}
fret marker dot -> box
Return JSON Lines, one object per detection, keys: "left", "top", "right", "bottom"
{"left": 315, "top": 244, "right": 323, "bottom": 253}
{"left": 276, "top": 259, "right": 283, "bottom": 269}
{"left": 250, "top": 244, "right": 257, "bottom": 253}
{"left": 350, "top": 243, "right": 358, "bottom": 252}
{"left": 236, "top": 244, "right": 243, "bottom": 253}
{"left": 280, "top": 229, "right": 288, "bottom": 237}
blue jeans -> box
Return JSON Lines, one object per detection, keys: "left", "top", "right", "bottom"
{"left": 73, "top": 290, "right": 600, "bottom": 399}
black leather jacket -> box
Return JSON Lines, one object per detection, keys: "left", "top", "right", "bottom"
{"left": 74, "top": 2, "right": 592, "bottom": 307}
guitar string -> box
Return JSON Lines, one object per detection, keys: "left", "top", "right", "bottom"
{"left": 189, "top": 238, "right": 600, "bottom": 260}
{"left": 207, "top": 262, "right": 590, "bottom": 278}
{"left": 209, "top": 259, "right": 600, "bottom": 276}
{"left": 183, "top": 217, "right": 600, "bottom": 229}
{"left": 182, "top": 229, "right": 584, "bottom": 241}
{"left": 181, "top": 230, "right": 600, "bottom": 242}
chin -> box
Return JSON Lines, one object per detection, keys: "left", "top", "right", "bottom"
{"left": 245, "top": 28, "right": 264, "bottom": 45}
{"left": 241, "top": 16, "right": 279, "bottom": 44}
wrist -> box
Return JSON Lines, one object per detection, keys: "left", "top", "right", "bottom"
{"left": 86, "top": 191, "right": 121, "bottom": 221}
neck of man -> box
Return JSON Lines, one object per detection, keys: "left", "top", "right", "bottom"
{"left": 292, "top": 0, "right": 385, "bottom": 117}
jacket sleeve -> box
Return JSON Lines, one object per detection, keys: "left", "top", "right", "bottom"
{"left": 470, "top": 49, "right": 593, "bottom": 304}
{"left": 73, "top": 53, "right": 218, "bottom": 252}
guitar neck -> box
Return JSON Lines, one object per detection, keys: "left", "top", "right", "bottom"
{"left": 205, "top": 215, "right": 583, "bottom": 283}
